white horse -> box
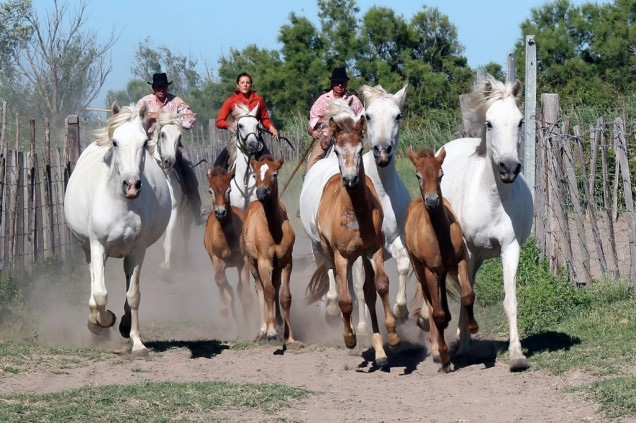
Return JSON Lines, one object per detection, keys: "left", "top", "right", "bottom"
{"left": 151, "top": 111, "right": 190, "bottom": 276}
{"left": 436, "top": 74, "right": 533, "bottom": 371}
{"left": 226, "top": 104, "right": 263, "bottom": 211}
{"left": 350, "top": 84, "right": 411, "bottom": 336}
{"left": 64, "top": 103, "right": 171, "bottom": 354}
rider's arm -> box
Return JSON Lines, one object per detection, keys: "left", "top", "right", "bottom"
{"left": 175, "top": 97, "right": 196, "bottom": 129}
{"left": 216, "top": 97, "right": 234, "bottom": 129}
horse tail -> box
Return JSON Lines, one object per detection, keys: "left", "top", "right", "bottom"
{"left": 306, "top": 262, "right": 330, "bottom": 304}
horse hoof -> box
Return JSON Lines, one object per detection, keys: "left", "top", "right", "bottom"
{"left": 267, "top": 334, "right": 279, "bottom": 343}
{"left": 431, "top": 352, "right": 441, "bottom": 363}
{"left": 469, "top": 322, "right": 479, "bottom": 334}
{"left": 375, "top": 356, "right": 389, "bottom": 369}
{"left": 439, "top": 362, "right": 451, "bottom": 373}
{"left": 132, "top": 347, "right": 149, "bottom": 358}
{"left": 87, "top": 310, "right": 116, "bottom": 334}
{"left": 119, "top": 315, "right": 131, "bottom": 339}
{"left": 416, "top": 315, "right": 430, "bottom": 332}
{"left": 509, "top": 356, "right": 530, "bottom": 372}
{"left": 343, "top": 333, "right": 357, "bottom": 349}
{"left": 388, "top": 332, "right": 400, "bottom": 350}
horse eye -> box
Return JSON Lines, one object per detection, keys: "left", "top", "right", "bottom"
{"left": 208, "top": 188, "right": 213, "bottom": 194}
{"left": 272, "top": 172, "right": 278, "bottom": 178}
{"left": 396, "top": 113, "right": 403, "bottom": 121}
{"left": 416, "top": 173, "right": 422, "bottom": 180}
{"left": 485, "top": 121, "right": 493, "bottom": 129}
{"left": 143, "top": 140, "right": 149, "bottom": 148}
{"left": 518, "top": 119, "right": 524, "bottom": 128}
{"left": 365, "top": 114, "right": 372, "bottom": 122}
{"left": 112, "top": 140, "right": 118, "bottom": 147}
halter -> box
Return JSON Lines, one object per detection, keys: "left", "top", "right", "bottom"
{"left": 235, "top": 115, "right": 264, "bottom": 156}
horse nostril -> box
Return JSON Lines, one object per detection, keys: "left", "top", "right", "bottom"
{"left": 134, "top": 180, "right": 142, "bottom": 190}
{"left": 499, "top": 162, "right": 509, "bottom": 173}
{"left": 386, "top": 145, "right": 392, "bottom": 154}
{"left": 513, "top": 162, "right": 521, "bottom": 175}
{"left": 373, "top": 145, "right": 380, "bottom": 152}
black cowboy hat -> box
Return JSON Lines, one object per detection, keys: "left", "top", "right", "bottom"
{"left": 148, "top": 72, "right": 173, "bottom": 87}
{"left": 330, "top": 67, "right": 350, "bottom": 82}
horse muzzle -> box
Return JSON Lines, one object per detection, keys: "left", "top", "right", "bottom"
{"left": 498, "top": 160, "right": 521, "bottom": 184}
{"left": 214, "top": 207, "right": 228, "bottom": 220}
{"left": 256, "top": 187, "right": 270, "bottom": 202}
{"left": 162, "top": 157, "right": 176, "bottom": 171}
{"left": 424, "top": 194, "right": 440, "bottom": 210}
{"left": 342, "top": 174, "right": 360, "bottom": 190}
{"left": 123, "top": 177, "right": 142, "bottom": 199}
{"left": 373, "top": 145, "right": 393, "bottom": 167}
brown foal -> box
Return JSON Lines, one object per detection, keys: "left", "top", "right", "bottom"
{"left": 203, "top": 167, "right": 252, "bottom": 326}
{"left": 242, "top": 155, "right": 300, "bottom": 347}
{"left": 404, "top": 147, "right": 478, "bottom": 372}
{"left": 306, "top": 109, "right": 399, "bottom": 369}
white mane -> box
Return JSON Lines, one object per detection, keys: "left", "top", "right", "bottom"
{"left": 358, "top": 85, "right": 390, "bottom": 106}
{"left": 322, "top": 98, "right": 363, "bottom": 133}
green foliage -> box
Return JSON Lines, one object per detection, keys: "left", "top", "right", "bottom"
{"left": 0, "top": 0, "right": 32, "bottom": 71}
{"left": 578, "top": 377, "right": 636, "bottom": 418}
{"left": 475, "top": 239, "right": 591, "bottom": 335}
{"left": 0, "top": 273, "right": 23, "bottom": 322}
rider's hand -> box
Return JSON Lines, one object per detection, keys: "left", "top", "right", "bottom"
{"left": 270, "top": 127, "right": 279, "bottom": 140}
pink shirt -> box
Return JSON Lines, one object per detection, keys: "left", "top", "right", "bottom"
{"left": 309, "top": 90, "right": 364, "bottom": 137}
{"left": 137, "top": 93, "right": 196, "bottom": 133}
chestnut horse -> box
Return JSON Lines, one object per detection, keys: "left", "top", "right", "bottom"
{"left": 203, "top": 167, "right": 252, "bottom": 326}
{"left": 404, "top": 147, "right": 478, "bottom": 372}
{"left": 243, "top": 155, "right": 299, "bottom": 347}
{"left": 302, "top": 99, "right": 399, "bottom": 368}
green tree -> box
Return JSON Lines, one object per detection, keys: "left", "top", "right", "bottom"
{"left": 317, "top": 0, "right": 359, "bottom": 70}
{"left": 0, "top": 0, "right": 31, "bottom": 72}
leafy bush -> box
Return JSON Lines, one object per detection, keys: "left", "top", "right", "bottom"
{"left": 475, "top": 239, "right": 592, "bottom": 335}
{"left": 0, "top": 273, "right": 24, "bottom": 322}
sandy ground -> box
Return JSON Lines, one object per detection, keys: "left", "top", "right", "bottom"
{"left": 0, "top": 211, "right": 610, "bottom": 422}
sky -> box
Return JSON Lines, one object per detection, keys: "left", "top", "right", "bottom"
{"left": 32, "top": 0, "right": 606, "bottom": 107}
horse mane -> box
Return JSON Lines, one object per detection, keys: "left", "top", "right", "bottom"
{"left": 463, "top": 73, "right": 521, "bottom": 155}
{"left": 94, "top": 105, "right": 149, "bottom": 148}
{"left": 358, "top": 85, "right": 389, "bottom": 107}
{"left": 150, "top": 110, "right": 182, "bottom": 145}
{"left": 209, "top": 166, "right": 229, "bottom": 178}
{"left": 322, "top": 98, "right": 363, "bottom": 133}
{"left": 226, "top": 103, "right": 252, "bottom": 164}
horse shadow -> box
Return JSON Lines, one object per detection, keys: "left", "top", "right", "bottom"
{"left": 357, "top": 341, "right": 428, "bottom": 375}
{"left": 145, "top": 339, "right": 230, "bottom": 359}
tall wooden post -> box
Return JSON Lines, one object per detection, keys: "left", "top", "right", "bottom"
{"left": 524, "top": 35, "right": 537, "bottom": 202}
{"left": 65, "top": 115, "right": 81, "bottom": 174}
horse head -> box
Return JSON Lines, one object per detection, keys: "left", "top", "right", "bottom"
{"left": 359, "top": 84, "right": 407, "bottom": 167}
{"left": 207, "top": 166, "right": 235, "bottom": 220}
{"left": 326, "top": 99, "right": 367, "bottom": 190}
{"left": 250, "top": 155, "right": 284, "bottom": 203}
{"left": 408, "top": 147, "right": 445, "bottom": 211}
{"left": 153, "top": 111, "right": 182, "bottom": 172}
{"left": 467, "top": 74, "right": 523, "bottom": 183}
{"left": 233, "top": 104, "right": 262, "bottom": 155}
{"left": 98, "top": 102, "right": 149, "bottom": 199}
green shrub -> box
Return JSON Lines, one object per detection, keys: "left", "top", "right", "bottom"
{"left": 0, "top": 273, "right": 24, "bottom": 321}
{"left": 475, "top": 239, "right": 592, "bottom": 335}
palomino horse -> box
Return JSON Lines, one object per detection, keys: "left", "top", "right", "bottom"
{"left": 438, "top": 74, "right": 533, "bottom": 371}
{"left": 301, "top": 99, "right": 399, "bottom": 368}
{"left": 64, "top": 103, "right": 171, "bottom": 354}
{"left": 227, "top": 103, "right": 263, "bottom": 211}
{"left": 151, "top": 111, "right": 191, "bottom": 276}
{"left": 405, "top": 147, "right": 478, "bottom": 372}
{"left": 350, "top": 84, "right": 411, "bottom": 337}
{"left": 203, "top": 167, "right": 252, "bottom": 326}
{"left": 243, "top": 156, "right": 299, "bottom": 347}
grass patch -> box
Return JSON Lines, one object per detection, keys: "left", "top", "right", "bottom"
{"left": 0, "top": 380, "right": 311, "bottom": 422}
{"left": 575, "top": 376, "right": 636, "bottom": 419}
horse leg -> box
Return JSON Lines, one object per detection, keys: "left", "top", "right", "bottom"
{"left": 455, "top": 259, "right": 478, "bottom": 357}
{"left": 257, "top": 258, "right": 278, "bottom": 341}
{"left": 248, "top": 257, "right": 267, "bottom": 339}
{"left": 352, "top": 257, "right": 370, "bottom": 338}
{"left": 160, "top": 202, "right": 178, "bottom": 277}
{"left": 122, "top": 250, "right": 147, "bottom": 354}
{"left": 237, "top": 255, "right": 253, "bottom": 324}
{"left": 370, "top": 248, "right": 399, "bottom": 350}
{"left": 181, "top": 207, "right": 193, "bottom": 266}
{"left": 212, "top": 256, "right": 236, "bottom": 324}
{"left": 424, "top": 267, "right": 450, "bottom": 372}
{"left": 280, "top": 261, "right": 301, "bottom": 347}
{"left": 456, "top": 255, "right": 482, "bottom": 353}
{"left": 388, "top": 238, "right": 410, "bottom": 322}
{"left": 501, "top": 242, "right": 529, "bottom": 371}
{"left": 361, "top": 257, "right": 388, "bottom": 368}
{"left": 334, "top": 252, "right": 356, "bottom": 349}
{"left": 87, "top": 239, "right": 116, "bottom": 332}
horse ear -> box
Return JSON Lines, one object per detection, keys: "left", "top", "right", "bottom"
{"left": 277, "top": 156, "right": 285, "bottom": 168}
{"left": 483, "top": 80, "right": 493, "bottom": 99}
{"left": 111, "top": 101, "right": 120, "bottom": 115}
{"left": 512, "top": 79, "right": 522, "bottom": 98}
{"left": 394, "top": 84, "right": 408, "bottom": 109}
{"left": 436, "top": 147, "right": 446, "bottom": 164}
{"left": 138, "top": 102, "right": 147, "bottom": 119}
{"left": 407, "top": 147, "right": 418, "bottom": 165}
{"left": 328, "top": 117, "right": 338, "bottom": 138}
{"left": 207, "top": 168, "right": 213, "bottom": 178}
{"left": 357, "top": 115, "right": 367, "bottom": 138}
{"left": 250, "top": 159, "right": 258, "bottom": 171}
{"left": 346, "top": 96, "right": 355, "bottom": 108}
{"left": 250, "top": 103, "right": 260, "bottom": 117}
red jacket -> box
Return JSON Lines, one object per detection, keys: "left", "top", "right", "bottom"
{"left": 216, "top": 91, "right": 274, "bottom": 130}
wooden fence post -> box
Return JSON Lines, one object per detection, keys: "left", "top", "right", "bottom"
{"left": 43, "top": 118, "right": 54, "bottom": 257}
{"left": 597, "top": 118, "right": 619, "bottom": 278}
{"left": 0, "top": 101, "right": 6, "bottom": 154}
{"left": 65, "top": 115, "right": 81, "bottom": 176}
{"left": 524, "top": 35, "right": 537, "bottom": 199}
{"left": 614, "top": 117, "right": 636, "bottom": 283}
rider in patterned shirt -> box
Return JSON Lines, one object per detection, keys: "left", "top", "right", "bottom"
{"left": 137, "top": 72, "right": 206, "bottom": 224}
{"left": 306, "top": 67, "right": 364, "bottom": 172}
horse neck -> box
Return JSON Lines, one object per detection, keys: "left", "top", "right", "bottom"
{"left": 233, "top": 148, "right": 252, "bottom": 178}
{"left": 261, "top": 183, "right": 286, "bottom": 242}
{"left": 344, "top": 162, "right": 373, "bottom": 214}
{"left": 426, "top": 202, "right": 454, "bottom": 249}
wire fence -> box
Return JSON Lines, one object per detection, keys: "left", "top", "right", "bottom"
{"left": 534, "top": 93, "right": 636, "bottom": 285}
